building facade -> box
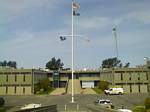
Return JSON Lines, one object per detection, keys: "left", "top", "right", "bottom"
{"left": 0, "top": 69, "right": 47, "bottom": 95}
{"left": 0, "top": 67, "right": 149, "bottom": 95}
{"left": 48, "top": 68, "right": 149, "bottom": 94}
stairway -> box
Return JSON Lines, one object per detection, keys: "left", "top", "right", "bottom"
{"left": 67, "top": 79, "right": 81, "bottom": 94}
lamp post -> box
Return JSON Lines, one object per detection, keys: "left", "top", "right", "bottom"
{"left": 144, "top": 57, "right": 150, "bottom": 94}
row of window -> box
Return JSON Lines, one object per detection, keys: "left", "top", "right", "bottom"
{"left": 3, "top": 86, "right": 31, "bottom": 94}
{"left": 120, "top": 73, "right": 148, "bottom": 81}
{"left": 2, "top": 75, "right": 30, "bottom": 82}
{"left": 0, "top": 72, "right": 31, "bottom": 74}
{"left": 119, "top": 84, "right": 148, "bottom": 93}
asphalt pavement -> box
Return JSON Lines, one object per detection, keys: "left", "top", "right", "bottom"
{"left": 2, "top": 93, "right": 150, "bottom": 112}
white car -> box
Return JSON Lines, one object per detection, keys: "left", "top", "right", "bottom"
{"left": 95, "top": 99, "right": 112, "bottom": 108}
{"left": 117, "top": 109, "right": 132, "bottom": 112}
{"left": 104, "top": 88, "right": 124, "bottom": 95}
{"left": 20, "top": 103, "right": 41, "bottom": 110}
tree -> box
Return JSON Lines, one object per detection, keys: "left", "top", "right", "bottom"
{"left": 0, "top": 60, "right": 17, "bottom": 68}
{"left": 124, "top": 62, "right": 130, "bottom": 68}
{"left": 98, "top": 81, "right": 110, "bottom": 91}
{"left": 7, "top": 61, "right": 17, "bottom": 68}
{"left": 101, "top": 57, "right": 122, "bottom": 68}
{"left": 46, "top": 57, "right": 64, "bottom": 70}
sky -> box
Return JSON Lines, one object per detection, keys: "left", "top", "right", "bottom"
{"left": 0, "top": 0, "right": 150, "bottom": 69}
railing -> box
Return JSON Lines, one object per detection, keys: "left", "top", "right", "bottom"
{"left": 15, "top": 105, "right": 57, "bottom": 112}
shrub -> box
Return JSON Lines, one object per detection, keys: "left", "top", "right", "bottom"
{"left": 133, "top": 106, "right": 145, "bottom": 112}
{"left": 145, "top": 97, "right": 150, "bottom": 110}
{"left": 0, "top": 97, "right": 5, "bottom": 107}
{"left": 98, "top": 81, "right": 109, "bottom": 91}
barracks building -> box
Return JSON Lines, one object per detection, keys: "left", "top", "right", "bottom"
{"left": 0, "top": 67, "right": 150, "bottom": 95}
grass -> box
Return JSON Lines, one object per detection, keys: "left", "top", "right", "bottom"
{"left": 36, "top": 87, "right": 55, "bottom": 95}
{"left": 0, "top": 107, "right": 5, "bottom": 112}
{"left": 92, "top": 87, "right": 104, "bottom": 94}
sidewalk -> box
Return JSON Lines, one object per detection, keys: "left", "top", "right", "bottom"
{"left": 81, "top": 88, "right": 96, "bottom": 94}
{"left": 50, "top": 88, "right": 65, "bottom": 95}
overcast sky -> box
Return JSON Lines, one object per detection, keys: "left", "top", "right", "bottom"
{"left": 0, "top": 0, "right": 150, "bottom": 69}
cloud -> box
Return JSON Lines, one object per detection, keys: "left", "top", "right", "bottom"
{"left": 0, "top": 0, "right": 62, "bottom": 24}
{"left": 75, "top": 17, "right": 112, "bottom": 30}
{"left": 114, "top": 10, "right": 150, "bottom": 25}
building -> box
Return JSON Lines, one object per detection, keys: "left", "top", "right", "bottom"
{"left": 48, "top": 68, "right": 149, "bottom": 94}
{"left": 0, "top": 69, "right": 47, "bottom": 95}
{"left": 0, "top": 67, "right": 149, "bottom": 95}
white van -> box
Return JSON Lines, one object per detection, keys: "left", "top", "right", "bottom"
{"left": 104, "top": 88, "right": 124, "bottom": 95}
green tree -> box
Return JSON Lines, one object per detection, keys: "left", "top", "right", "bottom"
{"left": 46, "top": 57, "right": 64, "bottom": 70}
{"left": 98, "top": 81, "right": 110, "bottom": 91}
{"left": 0, "top": 60, "right": 17, "bottom": 68}
{"left": 7, "top": 61, "right": 17, "bottom": 69}
{"left": 0, "top": 97, "right": 5, "bottom": 107}
{"left": 124, "top": 62, "right": 130, "bottom": 68}
{"left": 145, "top": 97, "right": 150, "bottom": 110}
{"left": 101, "top": 57, "right": 121, "bottom": 68}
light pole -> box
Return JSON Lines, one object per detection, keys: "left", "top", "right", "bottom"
{"left": 144, "top": 57, "right": 150, "bottom": 94}
{"left": 112, "top": 27, "right": 118, "bottom": 59}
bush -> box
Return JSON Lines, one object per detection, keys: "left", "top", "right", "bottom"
{"left": 0, "top": 107, "right": 6, "bottom": 112}
{"left": 92, "top": 87, "right": 103, "bottom": 94}
{"left": 145, "top": 97, "right": 150, "bottom": 110}
{"left": 133, "top": 106, "right": 145, "bottom": 112}
{"left": 98, "top": 81, "right": 109, "bottom": 91}
{"left": 0, "top": 97, "right": 5, "bottom": 107}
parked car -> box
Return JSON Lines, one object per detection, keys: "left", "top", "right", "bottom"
{"left": 95, "top": 99, "right": 113, "bottom": 108}
{"left": 104, "top": 88, "right": 124, "bottom": 95}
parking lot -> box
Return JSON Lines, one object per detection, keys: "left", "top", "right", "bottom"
{"left": 3, "top": 93, "right": 150, "bottom": 112}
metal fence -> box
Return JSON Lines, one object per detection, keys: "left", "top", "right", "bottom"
{"left": 15, "top": 105, "right": 57, "bottom": 112}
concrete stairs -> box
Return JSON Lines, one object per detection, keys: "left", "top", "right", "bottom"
{"left": 67, "top": 79, "right": 81, "bottom": 94}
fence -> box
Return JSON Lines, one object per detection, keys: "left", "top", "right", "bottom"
{"left": 15, "top": 105, "right": 57, "bottom": 112}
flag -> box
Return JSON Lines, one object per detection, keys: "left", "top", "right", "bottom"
{"left": 60, "top": 36, "right": 66, "bottom": 41}
{"left": 72, "top": 2, "right": 80, "bottom": 9}
{"left": 73, "top": 10, "right": 80, "bottom": 16}
{"left": 112, "top": 28, "right": 116, "bottom": 31}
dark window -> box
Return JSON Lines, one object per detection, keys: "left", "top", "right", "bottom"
{"left": 130, "top": 85, "right": 132, "bottom": 93}
{"left": 139, "top": 85, "right": 140, "bottom": 93}
{"left": 23, "top": 87, "right": 25, "bottom": 94}
{"left": 23, "top": 75, "right": 25, "bottom": 82}
{"left": 121, "top": 73, "right": 123, "bottom": 80}
{"left": 14, "top": 86, "right": 16, "bottom": 93}
{"left": 146, "top": 73, "right": 148, "bottom": 80}
{"left": 6, "top": 86, "right": 8, "bottom": 94}
{"left": 6, "top": 75, "right": 8, "bottom": 82}
{"left": 15, "top": 75, "right": 17, "bottom": 82}
{"left": 129, "top": 77, "right": 131, "bottom": 80}
{"left": 138, "top": 77, "right": 140, "bottom": 80}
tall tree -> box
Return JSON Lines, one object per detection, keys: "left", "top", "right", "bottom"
{"left": 46, "top": 57, "right": 64, "bottom": 70}
{"left": 101, "top": 57, "right": 122, "bottom": 68}
{"left": 0, "top": 60, "right": 17, "bottom": 68}
{"left": 124, "top": 62, "right": 130, "bottom": 68}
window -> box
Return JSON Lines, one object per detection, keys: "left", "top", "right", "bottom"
{"left": 6, "top": 75, "right": 8, "bottom": 82}
{"left": 6, "top": 86, "right": 8, "bottom": 94}
{"left": 23, "top": 87, "right": 25, "bottom": 94}
{"left": 146, "top": 73, "right": 148, "bottom": 80}
{"left": 15, "top": 75, "right": 17, "bottom": 82}
{"left": 14, "top": 86, "right": 16, "bottom": 93}
{"left": 23, "top": 75, "right": 25, "bottom": 82}
{"left": 121, "top": 73, "right": 123, "bottom": 80}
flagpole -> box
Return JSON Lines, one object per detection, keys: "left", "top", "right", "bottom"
{"left": 71, "top": 0, "right": 74, "bottom": 103}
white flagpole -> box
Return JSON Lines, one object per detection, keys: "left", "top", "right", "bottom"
{"left": 71, "top": 0, "right": 74, "bottom": 103}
